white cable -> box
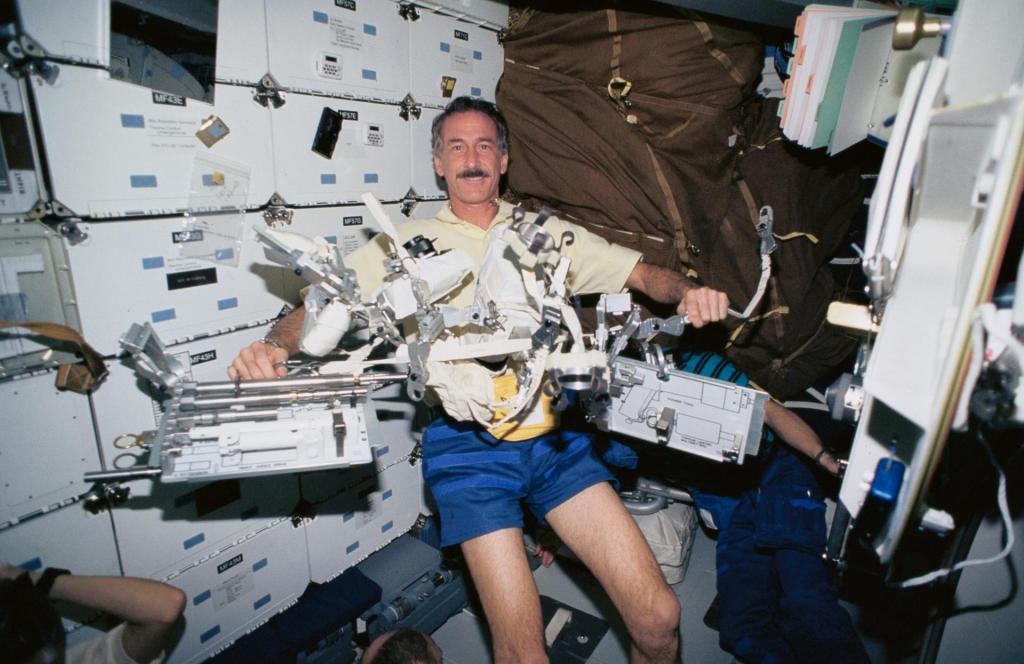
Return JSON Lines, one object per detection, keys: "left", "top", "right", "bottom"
{"left": 729, "top": 254, "right": 772, "bottom": 320}
{"left": 782, "top": 400, "right": 830, "bottom": 412}
{"left": 897, "top": 436, "right": 1015, "bottom": 588}
{"left": 806, "top": 387, "right": 827, "bottom": 404}
{"left": 830, "top": 257, "right": 862, "bottom": 266}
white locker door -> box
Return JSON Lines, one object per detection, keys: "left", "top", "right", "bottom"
{"left": 31, "top": 67, "right": 274, "bottom": 218}
{"left": 0, "top": 373, "right": 100, "bottom": 527}
{"left": 266, "top": 0, "right": 411, "bottom": 103}
{"left": 408, "top": 9, "right": 503, "bottom": 108}
{"left": 162, "top": 519, "right": 310, "bottom": 664}
{"left": 67, "top": 213, "right": 294, "bottom": 355}
{"left": 270, "top": 95, "right": 410, "bottom": 206}
{"left": 304, "top": 459, "right": 425, "bottom": 583}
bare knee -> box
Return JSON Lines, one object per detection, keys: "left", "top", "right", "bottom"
{"left": 493, "top": 639, "right": 547, "bottom": 664}
{"left": 631, "top": 586, "right": 680, "bottom": 651}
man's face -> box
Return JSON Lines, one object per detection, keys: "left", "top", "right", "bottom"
{"left": 433, "top": 110, "right": 508, "bottom": 207}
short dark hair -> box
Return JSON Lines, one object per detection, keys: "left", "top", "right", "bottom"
{"left": 430, "top": 96, "right": 509, "bottom": 156}
{"left": 366, "top": 628, "right": 440, "bottom": 664}
{"left": 0, "top": 574, "right": 66, "bottom": 663}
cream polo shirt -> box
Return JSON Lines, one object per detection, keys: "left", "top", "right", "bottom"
{"left": 344, "top": 201, "right": 643, "bottom": 304}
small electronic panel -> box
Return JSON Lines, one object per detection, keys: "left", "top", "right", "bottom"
{"left": 601, "top": 357, "right": 769, "bottom": 464}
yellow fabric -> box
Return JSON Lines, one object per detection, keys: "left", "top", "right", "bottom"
{"left": 487, "top": 372, "right": 559, "bottom": 441}
{"left": 344, "top": 201, "right": 643, "bottom": 307}
{"left": 773, "top": 231, "right": 820, "bottom": 244}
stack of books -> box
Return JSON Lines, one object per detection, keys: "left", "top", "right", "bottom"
{"left": 781, "top": 4, "right": 940, "bottom": 154}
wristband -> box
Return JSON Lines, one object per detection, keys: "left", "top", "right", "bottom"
{"left": 36, "top": 567, "right": 70, "bottom": 596}
{"left": 260, "top": 337, "right": 284, "bottom": 351}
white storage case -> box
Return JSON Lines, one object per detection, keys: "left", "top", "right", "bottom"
{"left": 30, "top": 66, "right": 273, "bottom": 218}
{"left": 270, "top": 95, "right": 410, "bottom": 206}
{"left": 67, "top": 213, "right": 298, "bottom": 355}
{"left": 303, "top": 458, "right": 425, "bottom": 583}
{"left": 408, "top": 8, "right": 503, "bottom": 108}
{"left": 266, "top": 0, "right": 410, "bottom": 103}
{"left": 162, "top": 518, "right": 310, "bottom": 664}
{"left": 0, "top": 372, "right": 99, "bottom": 527}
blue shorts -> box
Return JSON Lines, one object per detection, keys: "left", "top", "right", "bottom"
{"left": 420, "top": 417, "right": 615, "bottom": 548}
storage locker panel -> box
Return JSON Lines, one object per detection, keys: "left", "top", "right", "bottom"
{"left": 0, "top": 69, "right": 45, "bottom": 217}
{"left": 0, "top": 372, "right": 98, "bottom": 526}
{"left": 67, "top": 213, "right": 294, "bottom": 355}
{"left": 409, "top": 106, "right": 447, "bottom": 198}
{"left": 270, "top": 95, "right": 410, "bottom": 206}
{"left": 304, "top": 459, "right": 425, "bottom": 583}
{"left": 162, "top": 518, "right": 310, "bottom": 664}
{"left": 408, "top": 9, "right": 502, "bottom": 108}
{"left": 215, "top": 0, "right": 270, "bottom": 85}
{"left": 14, "top": 0, "right": 108, "bottom": 66}
{"left": 266, "top": 0, "right": 410, "bottom": 103}
{"left": 32, "top": 67, "right": 273, "bottom": 218}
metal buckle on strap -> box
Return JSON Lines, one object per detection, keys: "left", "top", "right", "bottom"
{"left": 607, "top": 76, "right": 633, "bottom": 102}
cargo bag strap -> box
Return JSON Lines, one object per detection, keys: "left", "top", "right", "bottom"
{"left": 605, "top": 9, "right": 634, "bottom": 111}
{"left": 0, "top": 320, "right": 108, "bottom": 393}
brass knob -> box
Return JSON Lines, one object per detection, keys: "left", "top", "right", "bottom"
{"left": 893, "top": 7, "right": 944, "bottom": 51}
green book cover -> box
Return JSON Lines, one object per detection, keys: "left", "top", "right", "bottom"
{"left": 812, "top": 17, "right": 880, "bottom": 149}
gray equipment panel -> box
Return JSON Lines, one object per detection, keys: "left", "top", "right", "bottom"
{"left": 603, "top": 357, "right": 769, "bottom": 464}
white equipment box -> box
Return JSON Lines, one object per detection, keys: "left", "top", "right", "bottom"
{"left": 270, "top": 95, "right": 410, "bottom": 206}
{"left": 410, "top": 106, "right": 447, "bottom": 199}
{"left": 31, "top": 66, "right": 274, "bottom": 218}
{"left": 266, "top": 0, "right": 410, "bottom": 103}
{"left": 0, "top": 68, "right": 45, "bottom": 217}
{"left": 0, "top": 373, "right": 99, "bottom": 527}
{"left": 66, "top": 213, "right": 297, "bottom": 355}
{"left": 603, "top": 357, "right": 769, "bottom": 464}
{"left": 304, "top": 459, "right": 426, "bottom": 583}
{"left": 162, "top": 518, "right": 310, "bottom": 664}
{"left": 408, "top": 8, "right": 503, "bottom": 108}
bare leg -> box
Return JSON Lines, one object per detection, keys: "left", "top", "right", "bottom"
{"left": 546, "top": 482, "right": 681, "bottom": 664}
{"left": 461, "top": 527, "right": 548, "bottom": 664}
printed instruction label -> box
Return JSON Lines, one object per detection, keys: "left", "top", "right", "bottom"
{"left": 328, "top": 16, "right": 363, "bottom": 51}
{"left": 214, "top": 571, "right": 255, "bottom": 611}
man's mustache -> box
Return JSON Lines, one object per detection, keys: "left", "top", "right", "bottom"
{"left": 457, "top": 168, "right": 489, "bottom": 178}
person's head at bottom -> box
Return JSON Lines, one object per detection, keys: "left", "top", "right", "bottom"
{"left": 0, "top": 574, "right": 65, "bottom": 664}
{"left": 362, "top": 628, "right": 443, "bottom": 664}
